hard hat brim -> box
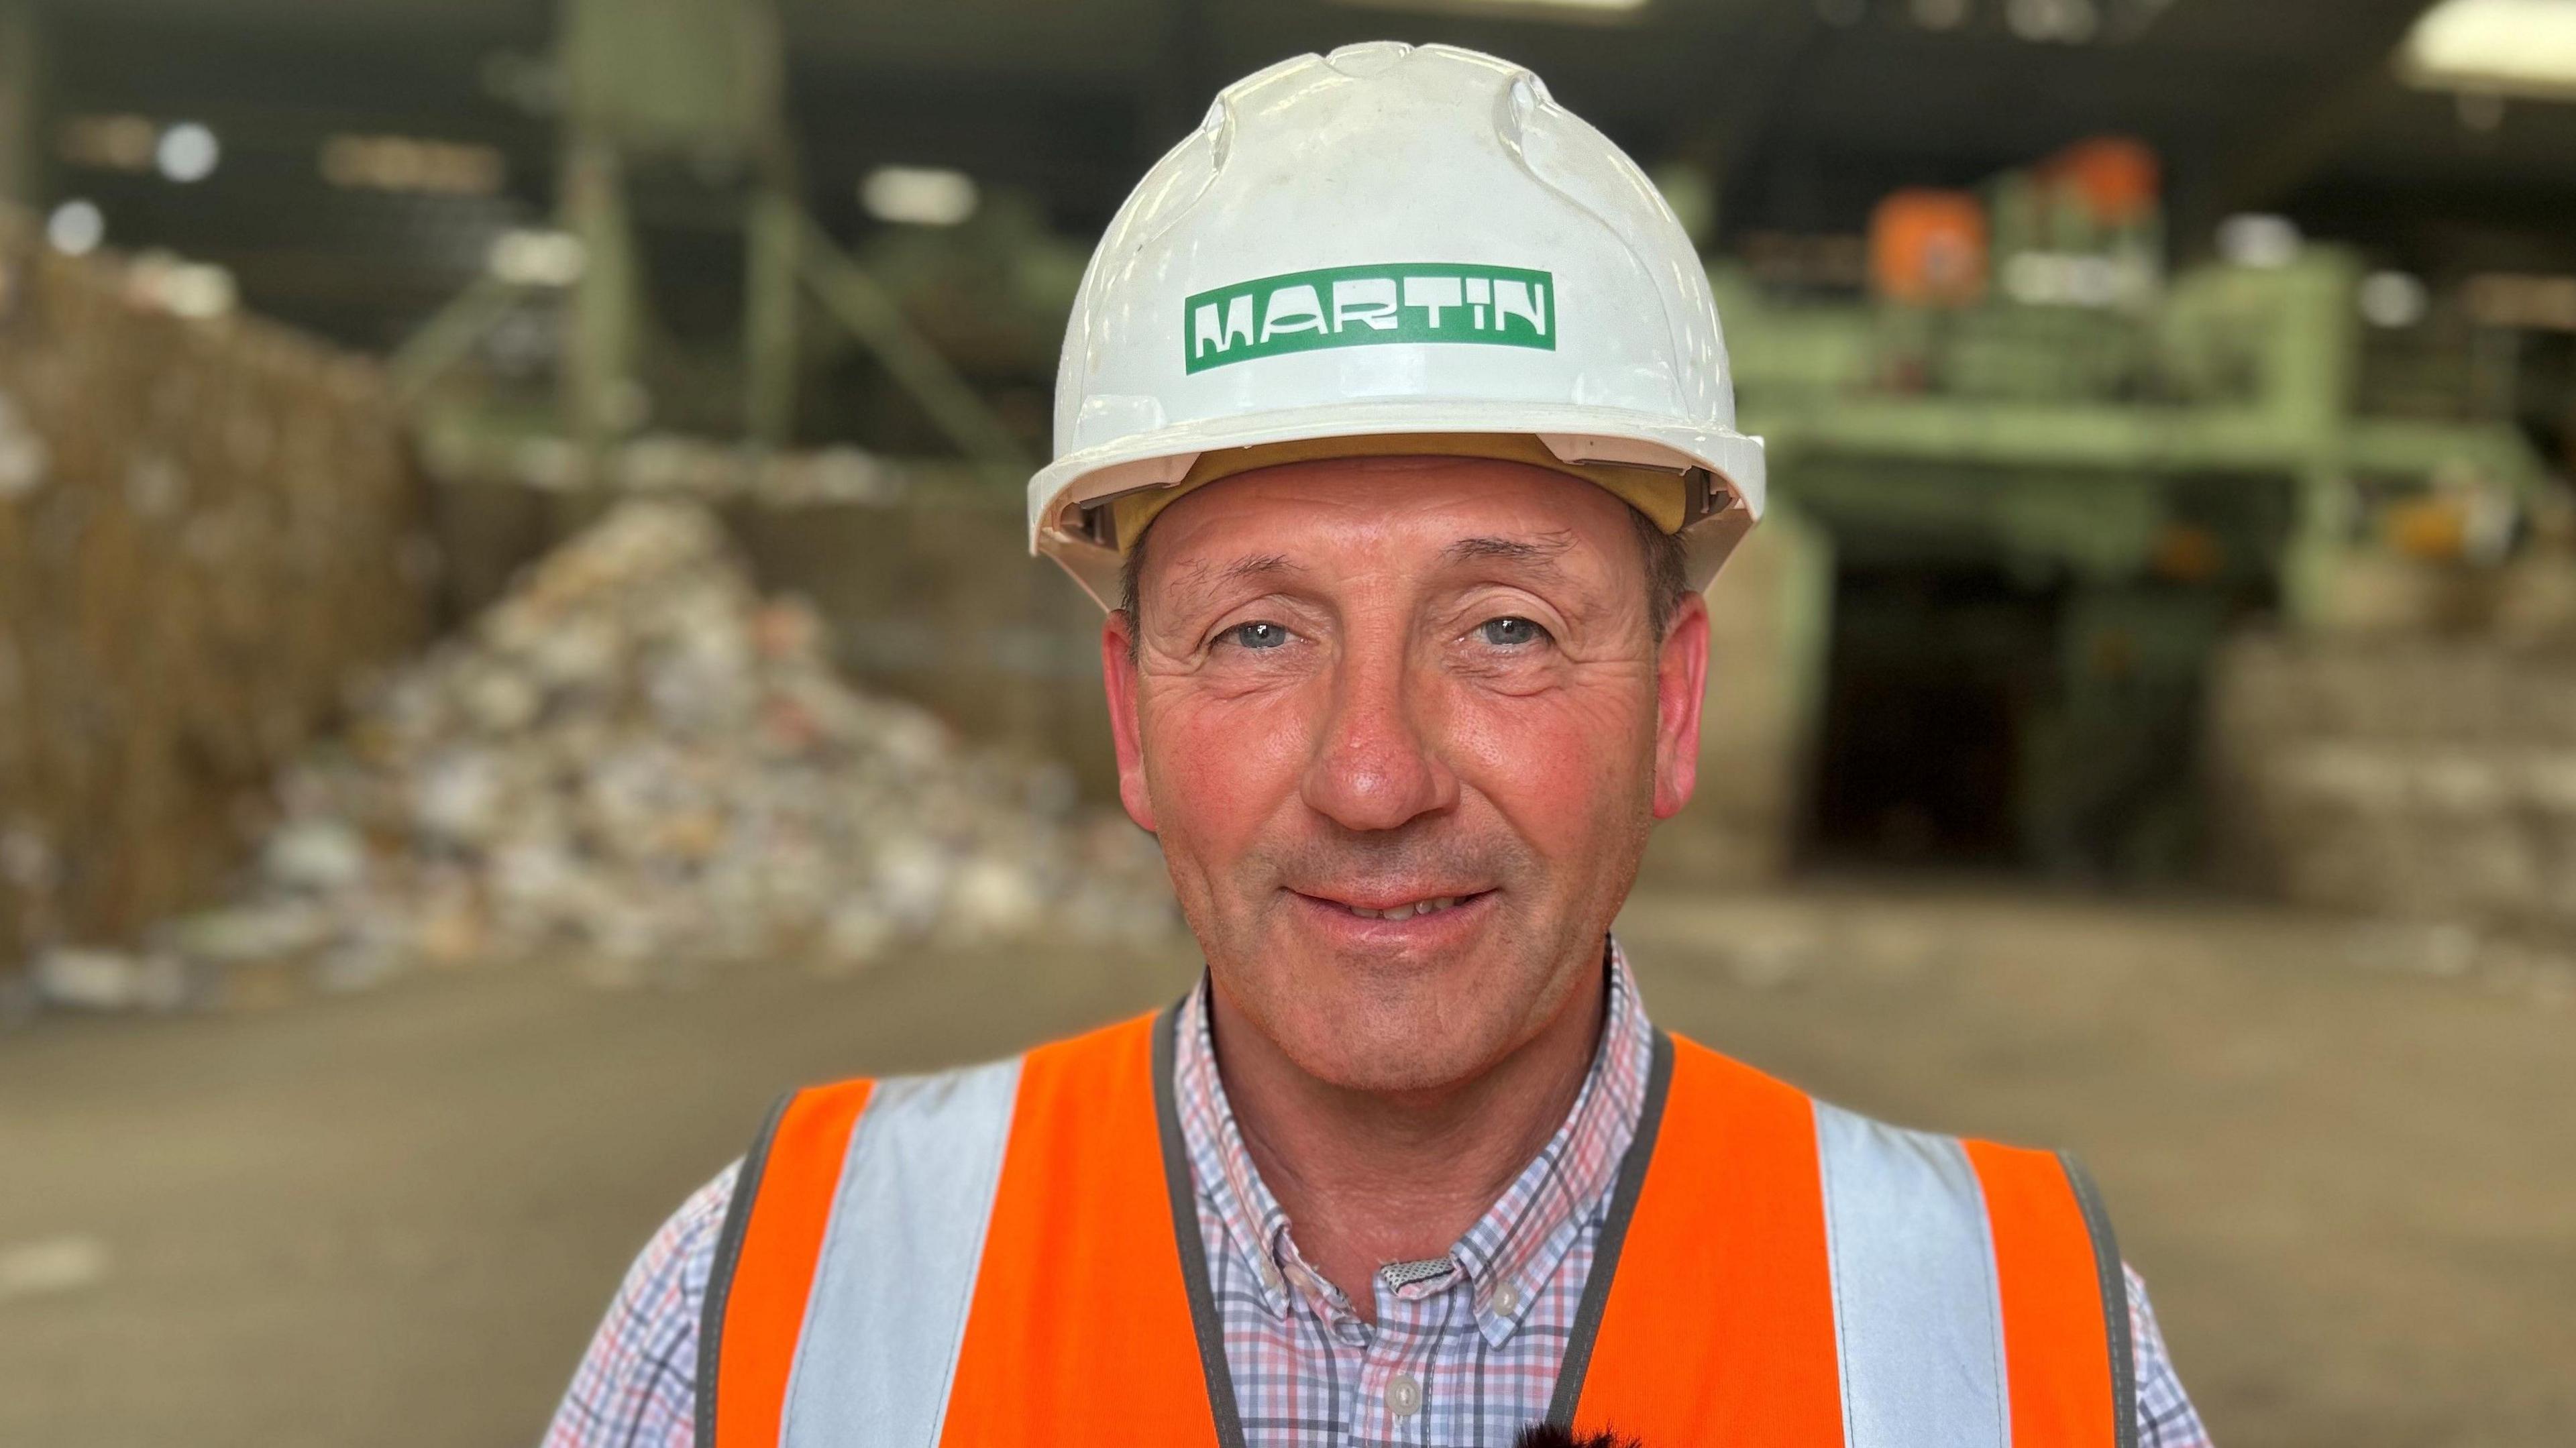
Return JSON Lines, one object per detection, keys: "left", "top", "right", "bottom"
{"left": 1028, "top": 401, "right": 1766, "bottom": 610}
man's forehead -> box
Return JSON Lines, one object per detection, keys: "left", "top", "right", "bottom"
{"left": 1145, "top": 454, "right": 1621, "bottom": 556}
{"left": 1167, "top": 532, "right": 1576, "bottom": 587}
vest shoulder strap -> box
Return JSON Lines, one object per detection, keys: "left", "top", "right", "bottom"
{"left": 934, "top": 1009, "right": 1227, "bottom": 1447}
{"left": 1964, "top": 1137, "right": 2139, "bottom": 1448}
{"left": 1564, "top": 1032, "right": 2137, "bottom": 1448}
{"left": 698, "top": 1074, "right": 881, "bottom": 1448}
{"left": 1561, "top": 1031, "right": 1845, "bottom": 1443}
{"left": 697, "top": 1010, "right": 1226, "bottom": 1448}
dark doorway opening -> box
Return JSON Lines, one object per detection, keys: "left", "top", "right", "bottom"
{"left": 1812, "top": 563, "right": 2060, "bottom": 869}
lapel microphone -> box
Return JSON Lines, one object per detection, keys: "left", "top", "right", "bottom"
{"left": 1513, "top": 1427, "right": 1644, "bottom": 1448}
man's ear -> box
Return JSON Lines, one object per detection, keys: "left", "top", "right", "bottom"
{"left": 1650, "top": 591, "right": 1710, "bottom": 821}
{"left": 1100, "top": 609, "right": 1158, "bottom": 832}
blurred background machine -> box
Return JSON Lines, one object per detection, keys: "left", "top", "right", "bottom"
{"left": 1710, "top": 137, "right": 2554, "bottom": 888}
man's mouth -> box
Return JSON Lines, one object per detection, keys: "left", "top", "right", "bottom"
{"left": 1343, "top": 895, "right": 1462, "bottom": 921}
{"left": 1294, "top": 889, "right": 1493, "bottom": 922}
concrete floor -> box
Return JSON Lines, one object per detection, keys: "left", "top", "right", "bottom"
{"left": 1, "top": 881, "right": 2568, "bottom": 1447}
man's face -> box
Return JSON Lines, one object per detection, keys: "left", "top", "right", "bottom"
{"left": 1102, "top": 456, "right": 1709, "bottom": 1095}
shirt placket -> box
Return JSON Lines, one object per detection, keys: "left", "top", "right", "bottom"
{"left": 1325, "top": 1259, "right": 1477, "bottom": 1447}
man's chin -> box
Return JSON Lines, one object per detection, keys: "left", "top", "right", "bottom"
{"left": 1230, "top": 940, "right": 1511, "bottom": 1096}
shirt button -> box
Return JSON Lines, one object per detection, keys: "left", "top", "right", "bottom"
{"left": 1491, "top": 1282, "right": 1521, "bottom": 1316}
{"left": 1386, "top": 1373, "right": 1424, "bottom": 1418}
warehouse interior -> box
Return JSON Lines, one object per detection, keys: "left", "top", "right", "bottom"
{"left": 2, "top": 1, "right": 2573, "bottom": 1444}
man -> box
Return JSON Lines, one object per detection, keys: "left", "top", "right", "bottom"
{"left": 548, "top": 42, "right": 2209, "bottom": 1448}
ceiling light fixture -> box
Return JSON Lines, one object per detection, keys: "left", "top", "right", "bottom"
{"left": 2006, "top": 0, "right": 2100, "bottom": 42}
{"left": 56, "top": 115, "right": 158, "bottom": 171}
{"left": 45, "top": 200, "right": 105, "bottom": 257}
{"left": 1330, "top": 0, "right": 1648, "bottom": 24}
{"left": 155, "top": 122, "right": 221, "bottom": 184}
{"left": 2358, "top": 271, "right": 2429, "bottom": 329}
{"left": 2216, "top": 213, "right": 2301, "bottom": 268}
{"left": 488, "top": 229, "right": 588, "bottom": 288}
{"left": 321, "top": 135, "right": 508, "bottom": 196}
{"left": 861, "top": 166, "right": 979, "bottom": 227}
{"left": 2400, "top": 0, "right": 2576, "bottom": 101}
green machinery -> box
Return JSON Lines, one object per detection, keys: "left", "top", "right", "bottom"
{"left": 395, "top": 0, "right": 1036, "bottom": 484}
{"left": 1711, "top": 199, "right": 2547, "bottom": 877}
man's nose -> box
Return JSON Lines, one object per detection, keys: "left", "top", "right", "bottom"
{"left": 1299, "top": 639, "right": 1456, "bottom": 832}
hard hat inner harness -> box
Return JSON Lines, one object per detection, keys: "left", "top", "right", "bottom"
{"left": 1067, "top": 445, "right": 1723, "bottom": 555}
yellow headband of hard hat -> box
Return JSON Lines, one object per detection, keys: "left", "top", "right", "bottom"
{"left": 1106, "top": 433, "right": 1693, "bottom": 553}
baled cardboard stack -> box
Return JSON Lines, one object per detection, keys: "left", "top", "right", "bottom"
{"left": 2210, "top": 630, "right": 2576, "bottom": 941}
{"left": 0, "top": 216, "right": 430, "bottom": 1009}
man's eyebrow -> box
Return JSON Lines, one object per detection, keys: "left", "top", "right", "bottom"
{"left": 1159, "top": 551, "right": 1303, "bottom": 616}
{"left": 1218, "top": 551, "right": 1301, "bottom": 584}
{"left": 1442, "top": 533, "right": 1576, "bottom": 575}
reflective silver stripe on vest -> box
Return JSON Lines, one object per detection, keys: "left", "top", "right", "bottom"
{"left": 778, "top": 1056, "right": 1024, "bottom": 1448}
{"left": 1813, "top": 1101, "right": 2012, "bottom": 1448}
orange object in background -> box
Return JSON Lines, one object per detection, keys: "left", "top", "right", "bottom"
{"left": 2149, "top": 522, "right": 2226, "bottom": 583}
{"left": 1870, "top": 188, "right": 1988, "bottom": 306}
{"left": 2385, "top": 496, "right": 2474, "bottom": 561}
{"left": 2039, "top": 136, "right": 2161, "bottom": 226}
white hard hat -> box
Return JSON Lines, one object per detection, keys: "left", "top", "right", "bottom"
{"left": 1027, "top": 40, "right": 1766, "bottom": 609}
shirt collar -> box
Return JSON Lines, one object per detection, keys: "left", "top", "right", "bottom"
{"left": 1171, "top": 938, "right": 1656, "bottom": 1339}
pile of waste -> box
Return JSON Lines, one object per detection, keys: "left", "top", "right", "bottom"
{"left": 37, "top": 501, "right": 1179, "bottom": 1009}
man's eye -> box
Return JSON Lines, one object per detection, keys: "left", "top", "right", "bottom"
{"left": 1225, "top": 621, "right": 1291, "bottom": 650}
{"left": 1478, "top": 616, "right": 1548, "bottom": 648}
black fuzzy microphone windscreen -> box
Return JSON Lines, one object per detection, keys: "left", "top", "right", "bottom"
{"left": 1511, "top": 1426, "right": 1643, "bottom": 1448}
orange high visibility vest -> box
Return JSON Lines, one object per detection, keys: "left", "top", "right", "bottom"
{"left": 697, "top": 1009, "right": 2136, "bottom": 1447}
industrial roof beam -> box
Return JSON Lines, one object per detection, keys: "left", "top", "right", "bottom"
{"left": 0, "top": 0, "right": 46, "bottom": 211}
{"left": 2177, "top": 0, "right": 2430, "bottom": 252}
{"left": 1668, "top": 0, "right": 1820, "bottom": 240}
